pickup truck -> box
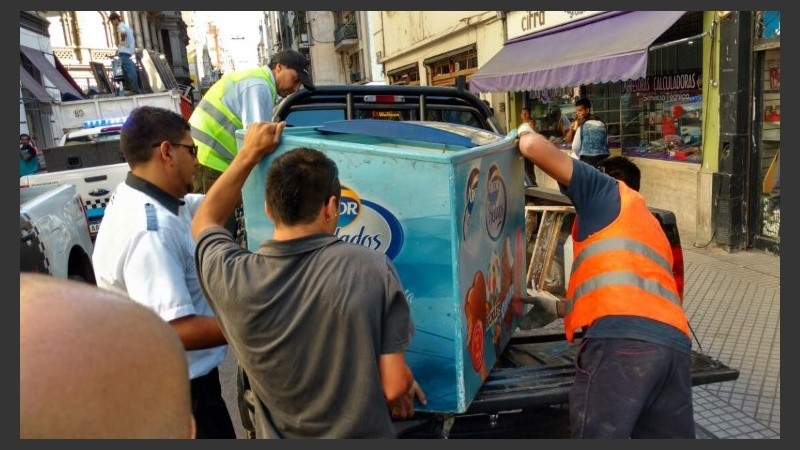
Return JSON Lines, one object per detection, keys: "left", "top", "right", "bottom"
{"left": 20, "top": 184, "right": 95, "bottom": 283}
{"left": 260, "top": 85, "right": 739, "bottom": 437}
{"left": 50, "top": 90, "right": 182, "bottom": 146}
{"left": 20, "top": 162, "right": 129, "bottom": 239}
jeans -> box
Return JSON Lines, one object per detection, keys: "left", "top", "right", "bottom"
{"left": 569, "top": 338, "right": 695, "bottom": 438}
{"left": 119, "top": 52, "right": 141, "bottom": 94}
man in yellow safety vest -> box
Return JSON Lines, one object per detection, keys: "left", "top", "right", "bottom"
{"left": 190, "top": 49, "right": 315, "bottom": 192}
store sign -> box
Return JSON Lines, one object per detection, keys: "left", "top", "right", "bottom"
{"left": 506, "top": 11, "right": 604, "bottom": 40}
{"left": 621, "top": 72, "right": 703, "bottom": 102}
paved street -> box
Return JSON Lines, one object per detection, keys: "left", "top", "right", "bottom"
{"left": 219, "top": 244, "right": 781, "bottom": 439}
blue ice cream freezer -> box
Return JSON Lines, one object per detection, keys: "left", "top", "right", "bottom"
{"left": 238, "top": 120, "right": 526, "bottom": 413}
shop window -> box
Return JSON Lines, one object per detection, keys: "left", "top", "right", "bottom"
{"left": 526, "top": 70, "right": 704, "bottom": 163}
{"left": 524, "top": 87, "right": 576, "bottom": 147}
{"left": 429, "top": 49, "right": 478, "bottom": 87}
{"left": 758, "top": 46, "right": 780, "bottom": 242}
{"left": 388, "top": 67, "right": 420, "bottom": 86}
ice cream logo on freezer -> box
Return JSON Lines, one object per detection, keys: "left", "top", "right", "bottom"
{"left": 462, "top": 168, "right": 481, "bottom": 241}
{"left": 485, "top": 165, "right": 507, "bottom": 241}
{"left": 335, "top": 185, "right": 404, "bottom": 259}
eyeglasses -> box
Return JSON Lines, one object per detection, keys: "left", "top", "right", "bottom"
{"left": 152, "top": 142, "right": 198, "bottom": 158}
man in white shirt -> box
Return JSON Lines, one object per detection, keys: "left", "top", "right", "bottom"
{"left": 92, "top": 106, "right": 235, "bottom": 438}
{"left": 108, "top": 12, "right": 142, "bottom": 94}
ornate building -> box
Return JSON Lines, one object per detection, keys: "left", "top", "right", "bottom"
{"left": 46, "top": 11, "right": 191, "bottom": 91}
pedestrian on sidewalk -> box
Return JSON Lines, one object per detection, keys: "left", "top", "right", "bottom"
{"left": 564, "top": 97, "right": 609, "bottom": 167}
{"left": 20, "top": 133, "right": 40, "bottom": 176}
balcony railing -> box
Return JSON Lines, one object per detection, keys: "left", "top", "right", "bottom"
{"left": 53, "top": 46, "right": 117, "bottom": 66}
{"left": 334, "top": 22, "right": 358, "bottom": 47}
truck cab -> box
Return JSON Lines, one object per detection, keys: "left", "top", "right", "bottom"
{"left": 58, "top": 120, "right": 123, "bottom": 147}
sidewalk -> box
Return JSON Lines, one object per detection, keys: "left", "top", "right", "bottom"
{"left": 683, "top": 245, "right": 780, "bottom": 439}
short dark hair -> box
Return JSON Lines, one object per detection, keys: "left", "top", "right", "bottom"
{"left": 574, "top": 97, "right": 592, "bottom": 109}
{"left": 266, "top": 148, "right": 340, "bottom": 226}
{"left": 596, "top": 156, "right": 640, "bottom": 191}
{"left": 108, "top": 12, "right": 120, "bottom": 22}
{"left": 120, "top": 106, "right": 190, "bottom": 167}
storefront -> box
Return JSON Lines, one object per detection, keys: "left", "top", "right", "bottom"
{"left": 752, "top": 11, "right": 780, "bottom": 253}
{"left": 470, "top": 11, "right": 718, "bottom": 244}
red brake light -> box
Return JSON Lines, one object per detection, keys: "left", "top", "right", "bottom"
{"left": 363, "top": 95, "right": 405, "bottom": 103}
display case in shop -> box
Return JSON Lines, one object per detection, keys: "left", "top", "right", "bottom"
{"left": 758, "top": 45, "right": 780, "bottom": 243}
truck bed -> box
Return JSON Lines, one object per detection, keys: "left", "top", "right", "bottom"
{"left": 467, "top": 326, "right": 739, "bottom": 415}
{"left": 397, "top": 325, "right": 739, "bottom": 438}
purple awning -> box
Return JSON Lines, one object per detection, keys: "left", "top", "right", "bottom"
{"left": 20, "top": 45, "right": 84, "bottom": 99}
{"left": 20, "top": 65, "right": 53, "bottom": 102}
{"left": 470, "top": 11, "right": 686, "bottom": 93}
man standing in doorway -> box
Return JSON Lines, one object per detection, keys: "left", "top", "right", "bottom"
{"left": 108, "top": 12, "right": 142, "bottom": 95}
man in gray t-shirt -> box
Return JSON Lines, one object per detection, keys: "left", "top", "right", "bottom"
{"left": 191, "top": 122, "right": 426, "bottom": 438}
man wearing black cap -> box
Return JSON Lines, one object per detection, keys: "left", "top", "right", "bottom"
{"left": 189, "top": 49, "right": 315, "bottom": 191}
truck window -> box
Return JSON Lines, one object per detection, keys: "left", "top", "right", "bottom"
{"left": 285, "top": 109, "right": 346, "bottom": 127}
{"left": 63, "top": 131, "right": 121, "bottom": 146}
{"left": 430, "top": 108, "right": 484, "bottom": 129}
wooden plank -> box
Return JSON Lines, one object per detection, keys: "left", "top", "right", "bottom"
{"left": 525, "top": 206, "right": 574, "bottom": 292}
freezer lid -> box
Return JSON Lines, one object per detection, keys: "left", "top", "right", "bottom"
{"left": 316, "top": 119, "right": 502, "bottom": 148}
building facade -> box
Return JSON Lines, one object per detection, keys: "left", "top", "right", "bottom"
{"left": 262, "top": 10, "right": 386, "bottom": 87}
{"left": 20, "top": 11, "right": 191, "bottom": 149}
{"left": 47, "top": 11, "right": 191, "bottom": 91}
{"left": 371, "top": 11, "right": 507, "bottom": 130}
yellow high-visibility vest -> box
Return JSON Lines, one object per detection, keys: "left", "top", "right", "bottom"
{"left": 189, "top": 67, "right": 277, "bottom": 172}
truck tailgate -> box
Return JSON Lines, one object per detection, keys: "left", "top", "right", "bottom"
{"left": 465, "top": 328, "right": 740, "bottom": 414}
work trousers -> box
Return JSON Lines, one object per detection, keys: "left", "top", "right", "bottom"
{"left": 118, "top": 52, "right": 141, "bottom": 94}
{"left": 190, "top": 367, "right": 236, "bottom": 439}
{"left": 569, "top": 338, "right": 695, "bottom": 439}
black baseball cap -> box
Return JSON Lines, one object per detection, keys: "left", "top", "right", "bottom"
{"left": 271, "top": 50, "right": 315, "bottom": 91}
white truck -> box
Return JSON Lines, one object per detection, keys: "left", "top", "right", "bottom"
{"left": 20, "top": 163, "right": 129, "bottom": 239}
{"left": 51, "top": 90, "right": 183, "bottom": 145}
{"left": 24, "top": 90, "right": 184, "bottom": 239}
{"left": 20, "top": 184, "right": 95, "bottom": 282}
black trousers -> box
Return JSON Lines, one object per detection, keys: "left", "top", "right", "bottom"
{"left": 190, "top": 367, "right": 236, "bottom": 439}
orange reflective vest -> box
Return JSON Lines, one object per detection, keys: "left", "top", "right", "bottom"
{"left": 563, "top": 182, "right": 689, "bottom": 342}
